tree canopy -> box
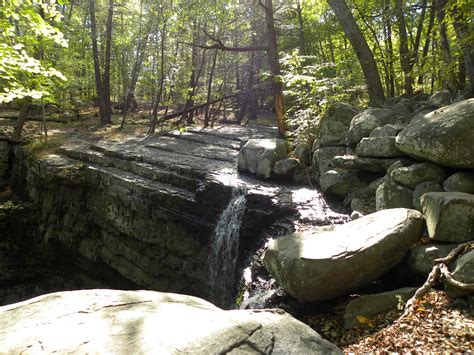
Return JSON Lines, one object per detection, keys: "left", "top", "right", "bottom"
{"left": 1, "top": 0, "right": 472, "bottom": 139}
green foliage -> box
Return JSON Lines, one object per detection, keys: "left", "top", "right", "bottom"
{"left": 281, "top": 49, "right": 364, "bottom": 146}
{"left": 0, "top": 0, "right": 68, "bottom": 104}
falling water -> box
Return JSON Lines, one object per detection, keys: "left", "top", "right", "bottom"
{"left": 208, "top": 187, "right": 247, "bottom": 308}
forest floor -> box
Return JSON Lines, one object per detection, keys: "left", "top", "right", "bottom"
{"left": 305, "top": 289, "right": 473, "bottom": 352}
{"left": 1, "top": 107, "right": 473, "bottom": 353}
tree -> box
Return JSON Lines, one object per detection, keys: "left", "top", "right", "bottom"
{"left": 327, "top": 0, "right": 385, "bottom": 106}
{"left": 0, "top": 0, "right": 67, "bottom": 139}
{"left": 89, "top": 0, "right": 114, "bottom": 125}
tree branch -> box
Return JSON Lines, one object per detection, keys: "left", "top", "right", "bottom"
{"left": 180, "top": 41, "right": 268, "bottom": 52}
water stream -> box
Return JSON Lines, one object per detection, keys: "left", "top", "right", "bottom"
{"left": 208, "top": 187, "right": 247, "bottom": 308}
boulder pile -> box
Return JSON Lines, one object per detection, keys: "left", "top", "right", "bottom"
{"left": 241, "top": 93, "right": 473, "bottom": 324}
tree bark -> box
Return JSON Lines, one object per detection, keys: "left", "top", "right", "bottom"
{"left": 396, "top": 0, "right": 414, "bottom": 95}
{"left": 327, "top": 0, "right": 385, "bottom": 106}
{"left": 261, "top": 0, "right": 286, "bottom": 137}
{"left": 296, "top": 0, "right": 306, "bottom": 55}
{"left": 102, "top": 0, "right": 114, "bottom": 122}
{"left": 434, "top": 0, "right": 456, "bottom": 91}
{"left": 204, "top": 49, "right": 218, "bottom": 127}
{"left": 452, "top": 5, "right": 474, "bottom": 96}
{"left": 12, "top": 99, "right": 31, "bottom": 141}
{"left": 121, "top": 0, "right": 148, "bottom": 128}
{"left": 418, "top": 4, "right": 435, "bottom": 86}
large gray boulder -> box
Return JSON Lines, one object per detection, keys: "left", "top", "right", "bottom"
{"left": 355, "top": 136, "right": 404, "bottom": 158}
{"left": 412, "top": 181, "right": 444, "bottom": 211}
{"left": 0, "top": 289, "right": 341, "bottom": 354}
{"left": 291, "top": 142, "right": 311, "bottom": 166}
{"left": 346, "top": 108, "right": 406, "bottom": 147}
{"left": 319, "top": 168, "right": 370, "bottom": 197}
{"left": 421, "top": 192, "right": 474, "bottom": 242}
{"left": 427, "top": 90, "right": 453, "bottom": 108}
{"left": 238, "top": 138, "right": 288, "bottom": 179}
{"left": 344, "top": 287, "right": 417, "bottom": 328}
{"left": 443, "top": 172, "right": 474, "bottom": 194}
{"left": 376, "top": 179, "right": 414, "bottom": 210}
{"left": 445, "top": 250, "right": 474, "bottom": 298}
{"left": 312, "top": 146, "right": 347, "bottom": 178}
{"left": 315, "top": 102, "right": 359, "bottom": 148}
{"left": 263, "top": 208, "right": 424, "bottom": 302}
{"left": 370, "top": 123, "right": 407, "bottom": 138}
{"left": 273, "top": 158, "right": 300, "bottom": 180}
{"left": 407, "top": 243, "right": 459, "bottom": 276}
{"left": 396, "top": 99, "right": 474, "bottom": 168}
{"left": 390, "top": 162, "right": 447, "bottom": 189}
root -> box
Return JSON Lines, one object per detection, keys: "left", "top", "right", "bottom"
{"left": 399, "top": 241, "right": 474, "bottom": 320}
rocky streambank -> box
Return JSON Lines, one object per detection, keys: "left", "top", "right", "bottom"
{"left": 237, "top": 93, "right": 473, "bottom": 338}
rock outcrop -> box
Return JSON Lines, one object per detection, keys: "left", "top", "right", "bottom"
{"left": 0, "top": 289, "right": 341, "bottom": 353}
{"left": 263, "top": 208, "right": 424, "bottom": 302}
{"left": 396, "top": 99, "right": 474, "bottom": 168}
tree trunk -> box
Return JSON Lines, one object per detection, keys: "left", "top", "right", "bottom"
{"left": 327, "top": 0, "right": 385, "bottom": 106}
{"left": 149, "top": 22, "right": 168, "bottom": 134}
{"left": 452, "top": 5, "right": 474, "bottom": 96}
{"left": 418, "top": 4, "right": 435, "bottom": 86}
{"left": 102, "top": 0, "right": 114, "bottom": 123}
{"left": 12, "top": 99, "right": 31, "bottom": 141}
{"left": 121, "top": 0, "right": 148, "bottom": 128}
{"left": 396, "top": 0, "right": 414, "bottom": 95}
{"left": 89, "top": 0, "right": 107, "bottom": 124}
{"left": 262, "top": 0, "right": 286, "bottom": 137}
{"left": 383, "top": 0, "right": 395, "bottom": 97}
{"left": 296, "top": 0, "right": 306, "bottom": 55}
{"left": 204, "top": 49, "right": 218, "bottom": 127}
{"left": 434, "top": 0, "right": 456, "bottom": 92}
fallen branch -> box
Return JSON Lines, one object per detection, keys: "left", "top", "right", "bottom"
{"left": 399, "top": 241, "right": 474, "bottom": 320}
{"left": 157, "top": 94, "right": 235, "bottom": 123}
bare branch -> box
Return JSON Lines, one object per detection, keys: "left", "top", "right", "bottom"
{"left": 180, "top": 41, "right": 268, "bottom": 52}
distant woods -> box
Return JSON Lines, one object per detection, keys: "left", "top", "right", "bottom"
{"left": 1, "top": 0, "right": 473, "bottom": 138}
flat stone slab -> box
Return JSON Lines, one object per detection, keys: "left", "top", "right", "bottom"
{"left": 0, "top": 289, "right": 341, "bottom": 353}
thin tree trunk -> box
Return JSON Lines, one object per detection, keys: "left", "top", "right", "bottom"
{"left": 452, "top": 5, "right": 474, "bottom": 96}
{"left": 204, "top": 49, "right": 218, "bottom": 127}
{"left": 418, "top": 4, "right": 435, "bottom": 86}
{"left": 89, "top": 0, "right": 107, "bottom": 124}
{"left": 296, "top": 0, "right": 306, "bottom": 55}
{"left": 434, "top": 0, "right": 456, "bottom": 91}
{"left": 396, "top": 0, "right": 414, "bottom": 95}
{"left": 121, "top": 0, "right": 148, "bottom": 128}
{"left": 102, "top": 0, "right": 114, "bottom": 123}
{"left": 327, "top": 0, "right": 385, "bottom": 106}
{"left": 261, "top": 0, "right": 286, "bottom": 137}
{"left": 383, "top": 2, "right": 395, "bottom": 97}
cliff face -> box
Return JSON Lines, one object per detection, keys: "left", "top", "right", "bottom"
{"left": 2, "top": 126, "right": 347, "bottom": 307}
{"left": 4, "top": 127, "right": 291, "bottom": 305}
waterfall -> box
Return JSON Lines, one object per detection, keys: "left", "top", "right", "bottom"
{"left": 208, "top": 187, "right": 247, "bottom": 308}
